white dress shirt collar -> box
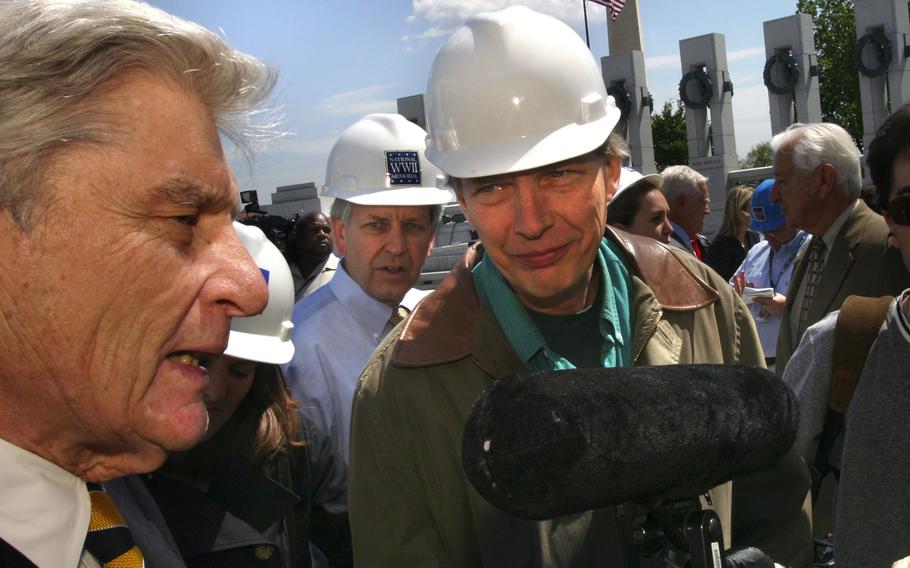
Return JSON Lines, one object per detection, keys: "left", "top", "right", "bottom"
{"left": 330, "top": 260, "right": 428, "bottom": 340}
{"left": 0, "top": 436, "right": 90, "bottom": 568}
{"left": 819, "top": 200, "right": 858, "bottom": 260}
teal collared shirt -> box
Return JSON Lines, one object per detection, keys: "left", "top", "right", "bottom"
{"left": 472, "top": 238, "right": 633, "bottom": 371}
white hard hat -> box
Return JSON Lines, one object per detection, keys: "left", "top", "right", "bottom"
{"left": 425, "top": 6, "right": 621, "bottom": 179}
{"left": 226, "top": 222, "right": 295, "bottom": 365}
{"left": 322, "top": 113, "right": 454, "bottom": 206}
{"left": 614, "top": 167, "right": 662, "bottom": 199}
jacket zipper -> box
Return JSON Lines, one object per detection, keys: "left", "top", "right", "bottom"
{"left": 632, "top": 309, "right": 662, "bottom": 365}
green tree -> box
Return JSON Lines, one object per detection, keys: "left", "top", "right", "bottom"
{"left": 797, "top": 0, "right": 862, "bottom": 148}
{"left": 740, "top": 141, "right": 773, "bottom": 168}
{"left": 651, "top": 99, "right": 688, "bottom": 171}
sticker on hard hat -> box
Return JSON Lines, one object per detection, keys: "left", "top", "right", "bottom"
{"left": 753, "top": 206, "right": 766, "bottom": 222}
{"left": 385, "top": 151, "right": 421, "bottom": 185}
{"left": 260, "top": 268, "right": 270, "bottom": 285}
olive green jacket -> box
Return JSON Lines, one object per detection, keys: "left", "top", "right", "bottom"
{"left": 349, "top": 229, "right": 812, "bottom": 567}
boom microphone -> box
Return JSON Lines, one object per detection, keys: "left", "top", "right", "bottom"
{"left": 461, "top": 364, "right": 797, "bottom": 520}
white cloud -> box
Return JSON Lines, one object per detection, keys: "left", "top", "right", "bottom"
{"left": 727, "top": 47, "right": 766, "bottom": 63}
{"left": 402, "top": 25, "right": 456, "bottom": 42}
{"left": 405, "top": 0, "right": 586, "bottom": 41}
{"left": 318, "top": 85, "right": 398, "bottom": 117}
{"left": 645, "top": 53, "right": 680, "bottom": 70}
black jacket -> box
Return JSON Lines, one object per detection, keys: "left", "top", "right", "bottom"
{"left": 139, "top": 416, "right": 351, "bottom": 568}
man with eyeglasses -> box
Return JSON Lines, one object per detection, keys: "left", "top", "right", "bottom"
{"left": 770, "top": 122, "right": 910, "bottom": 373}
{"left": 783, "top": 103, "right": 910, "bottom": 568}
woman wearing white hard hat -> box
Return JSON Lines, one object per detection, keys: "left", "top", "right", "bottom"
{"left": 140, "top": 223, "right": 351, "bottom": 568}
{"left": 607, "top": 168, "right": 672, "bottom": 244}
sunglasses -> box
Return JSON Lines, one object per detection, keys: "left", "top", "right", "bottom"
{"left": 888, "top": 194, "right": 910, "bottom": 226}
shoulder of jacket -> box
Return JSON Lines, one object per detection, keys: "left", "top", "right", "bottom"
{"left": 606, "top": 227, "right": 719, "bottom": 312}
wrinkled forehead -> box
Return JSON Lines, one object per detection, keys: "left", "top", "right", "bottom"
{"left": 463, "top": 151, "right": 606, "bottom": 187}
{"left": 349, "top": 203, "right": 433, "bottom": 223}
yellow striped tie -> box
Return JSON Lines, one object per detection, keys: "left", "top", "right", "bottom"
{"left": 86, "top": 484, "right": 145, "bottom": 568}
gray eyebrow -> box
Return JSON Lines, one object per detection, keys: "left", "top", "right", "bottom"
{"left": 147, "top": 176, "right": 235, "bottom": 212}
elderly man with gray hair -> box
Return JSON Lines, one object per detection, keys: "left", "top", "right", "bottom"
{"left": 660, "top": 164, "right": 712, "bottom": 259}
{"left": 770, "top": 122, "right": 910, "bottom": 372}
{"left": 0, "top": 1, "right": 275, "bottom": 566}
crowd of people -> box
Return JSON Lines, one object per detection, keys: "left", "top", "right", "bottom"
{"left": 1, "top": 2, "right": 908, "bottom": 568}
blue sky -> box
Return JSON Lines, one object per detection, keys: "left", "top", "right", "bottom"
{"left": 150, "top": 0, "right": 801, "bottom": 205}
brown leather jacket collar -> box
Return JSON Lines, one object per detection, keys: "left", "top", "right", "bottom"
{"left": 393, "top": 227, "right": 718, "bottom": 367}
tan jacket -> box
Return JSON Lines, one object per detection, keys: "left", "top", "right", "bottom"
{"left": 777, "top": 200, "right": 910, "bottom": 372}
{"left": 349, "top": 229, "right": 811, "bottom": 567}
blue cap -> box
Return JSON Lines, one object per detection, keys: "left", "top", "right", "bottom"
{"left": 750, "top": 179, "right": 785, "bottom": 233}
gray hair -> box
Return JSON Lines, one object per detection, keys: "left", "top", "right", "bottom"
{"left": 770, "top": 122, "right": 862, "bottom": 199}
{"left": 660, "top": 165, "right": 709, "bottom": 202}
{"left": 329, "top": 199, "right": 444, "bottom": 227}
{"left": 0, "top": 0, "right": 278, "bottom": 229}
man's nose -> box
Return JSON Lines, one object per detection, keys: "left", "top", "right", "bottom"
{"left": 384, "top": 224, "right": 407, "bottom": 255}
{"left": 513, "top": 177, "right": 551, "bottom": 239}
{"left": 211, "top": 224, "right": 269, "bottom": 318}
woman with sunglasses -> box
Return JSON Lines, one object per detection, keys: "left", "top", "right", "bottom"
{"left": 143, "top": 223, "right": 351, "bottom": 567}
{"left": 783, "top": 104, "right": 910, "bottom": 568}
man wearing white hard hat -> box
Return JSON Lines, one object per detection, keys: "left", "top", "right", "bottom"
{"left": 284, "top": 113, "right": 453, "bottom": 463}
{"left": 348, "top": 7, "right": 812, "bottom": 568}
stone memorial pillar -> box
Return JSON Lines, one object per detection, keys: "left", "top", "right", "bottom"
{"left": 397, "top": 94, "right": 427, "bottom": 130}
{"left": 854, "top": 0, "right": 910, "bottom": 150}
{"left": 678, "top": 33, "right": 739, "bottom": 234}
{"left": 763, "top": 14, "right": 822, "bottom": 135}
{"left": 602, "top": 51, "right": 656, "bottom": 174}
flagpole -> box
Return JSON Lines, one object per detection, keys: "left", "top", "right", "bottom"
{"left": 582, "top": 0, "right": 590, "bottom": 48}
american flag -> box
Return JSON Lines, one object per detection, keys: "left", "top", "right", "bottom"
{"left": 588, "top": 0, "right": 626, "bottom": 21}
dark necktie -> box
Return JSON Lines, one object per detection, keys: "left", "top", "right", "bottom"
{"left": 387, "top": 305, "right": 410, "bottom": 328}
{"left": 85, "top": 483, "right": 145, "bottom": 568}
{"left": 797, "top": 238, "right": 827, "bottom": 337}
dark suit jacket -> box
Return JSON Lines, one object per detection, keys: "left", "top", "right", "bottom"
{"left": 0, "top": 538, "right": 37, "bottom": 568}
{"left": 104, "top": 476, "right": 189, "bottom": 568}
{"left": 776, "top": 200, "right": 910, "bottom": 371}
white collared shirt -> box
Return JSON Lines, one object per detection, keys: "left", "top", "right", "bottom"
{"left": 283, "top": 261, "right": 429, "bottom": 462}
{"left": 0, "top": 437, "right": 98, "bottom": 568}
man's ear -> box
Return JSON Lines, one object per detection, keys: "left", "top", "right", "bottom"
{"left": 676, "top": 192, "right": 689, "bottom": 210}
{"left": 603, "top": 156, "right": 622, "bottom": 203}
{"left": 331, "top": 216, "right": 348, "bottom": 256}
{"left": 816, "top": 163, "right": 837, "bottom": 197}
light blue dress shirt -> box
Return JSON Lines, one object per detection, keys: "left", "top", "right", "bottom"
{"left": 283, "top": 261, "right": 428, "bottom": 462}
{"left": 730, "top": 231, "right": 810, "bottom": 359}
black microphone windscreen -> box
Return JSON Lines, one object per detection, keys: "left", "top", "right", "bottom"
{"left": 461, "top": 365, "right": 798, "bottom": 520}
